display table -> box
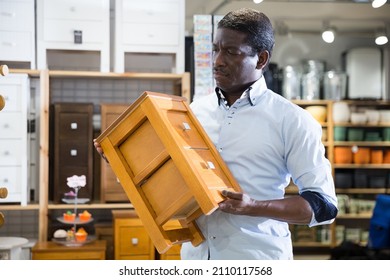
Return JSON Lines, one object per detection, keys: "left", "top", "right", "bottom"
{"left": 0, "top": 237, "right": 29, "bottom": 260}
{"left": 31, "top": 240, "right": 106, "bottom": 260}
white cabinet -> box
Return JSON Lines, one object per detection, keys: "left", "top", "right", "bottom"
{"left": 0, "top": 0, "right": 35, "bottom": 68}
{"left": 114, "top": 0, "right": 185, "bottom": 73}
{"left": 36, "top": 0, "right": 110, "bottom": 72}
{"left": 0, "top": 74, "right": 29, "bottom": 205}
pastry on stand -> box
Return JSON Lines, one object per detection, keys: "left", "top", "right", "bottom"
{"left": 53, "top": 175, "right": 94, "bottom": 246}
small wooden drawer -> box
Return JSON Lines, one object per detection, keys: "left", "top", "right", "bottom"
{"left": 58, "top": 141, "right": 90, "bottom": 165}
{"left": 113, "top": 211, "right": 155, "bottom": 260}
{"left": 57, "top": 112, "right": 92, "bottom": 140}
{"left": 118, "top": 226, "right": 152, "bottom": 256}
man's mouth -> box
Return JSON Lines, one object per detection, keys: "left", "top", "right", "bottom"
{"left": 213, "top": 70, "right": 227, "bottom": 79}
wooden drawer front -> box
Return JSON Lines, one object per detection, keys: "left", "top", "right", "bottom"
{"left": 123, "top": 23, "right": 179, "bottom": 46}
{"left": 185, "top": 148, "right": 234, "bottom": 196}
{"left": 43, "top": 19, "right": 106, "bottom": 43}
{"left": 43, "top": 0, "right": 107, "bottom": 21}
{"left": 33, "top": 250, "right": 104, "bottom": 260}
{"left": 0, "top": 0, "right": 34, "bottom": 31}
{"left": 165, "top": 110, "right": 208, "bottom": 149}
{"left": 0, "top": 31, "right": 33, "bottom": 61}
{"left": 118, "top": 255, "right": 151, "bottom": 260}
{"left": 58, "top": 141, "right": 89, "bottom": 166}
{"left": 0, "top": 166, "right": 21, "bottom": 202}
{"left": 0, "top": 113, "right": 23, "bottom": 139}
{"left": 118, "top": 226, "right": 152, "bottom": 256}
{"left": 122, "top": 1, "right": 179, "bottom": 24}
{"left": 58, "top": 112, "right": 90, "bottom": 140}
{"left": 0, "top": 140, "right": 22, "bottom": 165}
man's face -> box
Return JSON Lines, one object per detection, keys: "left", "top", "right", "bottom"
{"left": 212, "top": 28, "right": 261, "bottom": 95}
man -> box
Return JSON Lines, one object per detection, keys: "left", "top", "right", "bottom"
{"left": 180, "top": 8, "right": 337, "bottom": 259}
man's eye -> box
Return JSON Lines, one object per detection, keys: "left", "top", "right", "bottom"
{"left": 227, "top": 49, "right": 239, "bottom": 55}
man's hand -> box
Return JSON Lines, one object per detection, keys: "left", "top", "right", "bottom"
{"left": 218, "top": 190, "right": 258, "bottom": 216}
{"left": 93, "top": 139, "right": 109, "bottom": 163}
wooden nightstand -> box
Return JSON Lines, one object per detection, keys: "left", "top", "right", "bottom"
{"left": 97, "top": 92, "right": 241, "bottom": 254}
{"left": 112, "top": 210, "right": 155, "bottom": 260}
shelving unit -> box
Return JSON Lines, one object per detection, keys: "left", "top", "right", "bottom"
{"left": 291, "top": 100, "right": 390, "bottom": 252}
{"left": 3, "top": 69, "right": 191, "bottom": 244}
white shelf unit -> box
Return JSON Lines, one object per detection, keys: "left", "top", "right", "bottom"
{"left": 0, "top": 74, "right": 30, "bottom": 205}
{"left": 36, "top": 0, "right": 110, "bottom": 72}
{"left": 114, "top": 0, "right": 185, "bottom": 74}
{"left": 0, "top": 0, "right": 35, "bottom": 69}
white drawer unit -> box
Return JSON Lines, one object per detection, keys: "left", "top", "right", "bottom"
{"left": 37, "top": 0, "right": 110, "bottom": 72}
{"left": 0, "top": 0, "right": 35, "bottom": 68}
{"left": 114, "top": 0, "right": 185, "bottom": 73}
{"left": 0, "top": 74, "right": 29, "bottom": 205}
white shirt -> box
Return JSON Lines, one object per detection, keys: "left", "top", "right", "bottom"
{"left": 181, "top": 77, "right": 337, "bottom": 260}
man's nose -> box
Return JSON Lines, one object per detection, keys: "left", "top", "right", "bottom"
{"left": 213, "top": 51, "right": 225, "bottom": 66}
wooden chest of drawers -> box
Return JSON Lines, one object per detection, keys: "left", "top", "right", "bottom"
{"left": 32, "top": 240, "right": 106, "bottom": 260}
{"left": 100, "top": 104, "right": 129, "bottom": 202}
{"left": 96, "top": 91, "right": 241, "bottom": 254}
{"left": 113, "top": 210, "right": 155, "bottom": 260}
{"left": 50, "top": 103, "right": 93, "bottom": 202}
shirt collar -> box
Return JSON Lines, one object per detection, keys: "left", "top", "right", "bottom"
{"left": 215, "top": 76, "right": 268, "bottom": 108}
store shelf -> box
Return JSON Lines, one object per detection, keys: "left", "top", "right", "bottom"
{"left": 292, "top": 242, "right": 331, "bottom": 248}
{"left": 47, "top": 203, "right": 134, "bottom": 210}
{"left": 335, "top": 188, "right": 388, "bottom": 194}
{"left": 334, "top": 164, "right": 390, "bottom": 169}
{"left": 336, "top": 213, "right": 373, "bottom": 219}
{"left": 0, "top": 204, "right": 39, "bottom": 210}
{"left": 335, "top": 141, "right": 390, "bottom": 147}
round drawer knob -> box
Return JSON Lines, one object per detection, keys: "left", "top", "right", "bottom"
{"left": 0, "top": 95, "right": 5, "bottom": 111}
{"left": 0, "top": 65, "right": 9, "bottom": 76}
{"left": 0, "top": 212, "right": 4, "bottom": 227}
{"left": 0, "top": 187, "right": 8, "bottom": 199}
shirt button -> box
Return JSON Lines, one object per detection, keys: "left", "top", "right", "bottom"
{"left": 219, "top": 148, "right": 222, "bottom": 152}
{"left": 210, "top": 236, "right": 216, "bottom": 240}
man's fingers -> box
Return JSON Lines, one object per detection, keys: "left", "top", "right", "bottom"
{"left": 221, "top": 190, "right": 243, "bottom": 200}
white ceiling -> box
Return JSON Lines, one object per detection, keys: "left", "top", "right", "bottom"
{"left": 185, "top": 0, "right": 390, "bottom": 37}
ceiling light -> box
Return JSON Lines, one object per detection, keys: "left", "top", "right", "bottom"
{"left": 322, "top": 27, "right": 336, "bottom": 43}
{"left": 372, "top": 0, "right": 387, "bottom": 8}
{"left": 375, "top": 31, "right": 388, "bottom": 45}
{"left": 253, "top": 0, "right": 264, "bottom": 3}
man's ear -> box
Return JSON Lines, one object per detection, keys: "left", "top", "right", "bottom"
{"left": 256, "top": 50, "right": 269, "bottom": 70}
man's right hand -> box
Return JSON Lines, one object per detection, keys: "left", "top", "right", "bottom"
{"left": 93, "top": 139, "right": 109, "bottom": 163}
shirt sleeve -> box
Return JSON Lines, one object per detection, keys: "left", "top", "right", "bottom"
{"left": 283, "top": 106, "right": 338, "bottom": 227}
{"left": 301, "top": 190, "right": 338, "bottom": 226}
